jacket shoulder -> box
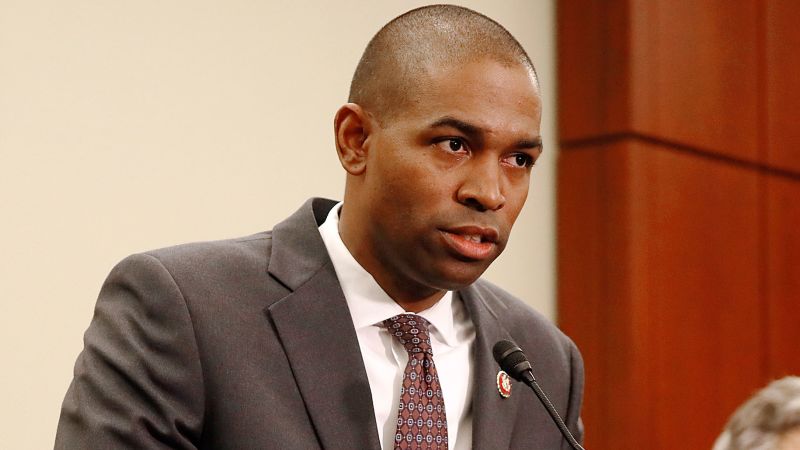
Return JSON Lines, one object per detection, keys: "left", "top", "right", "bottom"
{"left": 471, "top": 278, "right": 571, "bottom": 345}
{"left": 142, "top": 231, "right": 273, "bottom": 269}
{"left": 471, "top": 278, "right": 584, "bottom": 443}
{"left": 121, "top": 231, "right": 284, "bottom": 311}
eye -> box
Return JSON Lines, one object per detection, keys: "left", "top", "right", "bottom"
{"left": 446, "top": 138, "right": 463, "bottom": 152}
{"left": 434, "top": 137, "right": 468, "bottom": 153}
{"left": 503, "top": 153, "right": 535, "bottom": 168}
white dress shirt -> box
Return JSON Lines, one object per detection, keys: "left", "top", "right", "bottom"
{"left": 318, "top": 202, "right": 476, "bottom": 450}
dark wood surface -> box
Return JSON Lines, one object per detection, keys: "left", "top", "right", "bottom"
{"left": 557, "top": 1, "right": 800, "bottom": 448}
{"left": 767, "top": 1, "right": 800, "bottom": 173}
{"left": 767, "top": 176, "right": 800, "bottom": 377}
{"left": 557, "top": 0, "right": 631, "bottom": 141}
{"left": 627, "top": 0, "right": 760, "bottom": 160}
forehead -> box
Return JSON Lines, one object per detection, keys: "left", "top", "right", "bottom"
{"left": 398, "top": 58, "right": 542, "bottom": 135}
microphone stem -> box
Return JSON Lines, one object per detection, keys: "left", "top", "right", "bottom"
{"left": 522, "top": 375, "right": 586, "bottom": 450}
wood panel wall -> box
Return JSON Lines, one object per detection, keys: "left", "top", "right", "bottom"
{"left": 557, "top": 1, "right": 800, "bottom": 448}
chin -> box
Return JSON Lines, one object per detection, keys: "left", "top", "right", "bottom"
{"left": 426, "top": 262, "right": 490, "bottom": 291}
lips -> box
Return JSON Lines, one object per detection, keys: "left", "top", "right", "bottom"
{"left": 439, "top": 225, "right": 499, "bottom": 260}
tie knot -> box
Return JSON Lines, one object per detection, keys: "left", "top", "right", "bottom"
{"left": 383, "top": 314, "right": 433, "bottom": 355}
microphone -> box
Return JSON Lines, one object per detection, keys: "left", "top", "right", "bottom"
{"left": 493, "top": 340, "right": 586, "bottom": 450}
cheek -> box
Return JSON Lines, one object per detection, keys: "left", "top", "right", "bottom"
{"left": 371, "top": 148, "right": 453, "bottom": 207}
{"left": 509, "top": 183, "right": 529, "bottom": 212}
{"left": 501, "top": 181, "right": 530, "bottom": 227}
{"left": 380, "top": 174, "right": 448, "bottom": 221}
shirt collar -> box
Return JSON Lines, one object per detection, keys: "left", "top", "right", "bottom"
{"left": 318, "top": 202, "right": 458, "bottom": 347}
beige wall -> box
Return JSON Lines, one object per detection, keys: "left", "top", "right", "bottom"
{"left": 0, "top": 1, "right": 555, "bottom": 447}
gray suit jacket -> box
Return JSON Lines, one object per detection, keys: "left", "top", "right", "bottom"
{"left": 56, "top": 198, "right": 583, "bottom": 449}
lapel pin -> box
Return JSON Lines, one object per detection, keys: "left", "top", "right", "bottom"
{"left": 496, "top": 370, "right": 512, "bottom": 398}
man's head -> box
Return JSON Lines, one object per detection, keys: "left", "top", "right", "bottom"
{"left": 334, "top": 5, "right": 542, "bottom": 309}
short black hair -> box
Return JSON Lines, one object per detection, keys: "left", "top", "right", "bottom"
{"left": 349, "top": 4, "right": 538, "bottom": 121}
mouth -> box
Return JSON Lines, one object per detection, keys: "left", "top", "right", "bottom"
{"left": 439, "top": 225, "right": 499, "bottom": 261}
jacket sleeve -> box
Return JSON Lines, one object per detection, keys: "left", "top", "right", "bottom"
{"left": 562, "top": 338, "right": 585, "bottom": 449}
{"left": 55, "top": 253, "right": 204, "bottom": 449}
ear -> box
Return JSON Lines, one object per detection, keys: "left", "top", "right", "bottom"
{"left": 334, "top": 103, "right": 373, "bottom": 175}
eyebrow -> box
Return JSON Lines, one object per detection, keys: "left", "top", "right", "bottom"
{"left": 429, "top": 116, "right": 543, "bottom": 151}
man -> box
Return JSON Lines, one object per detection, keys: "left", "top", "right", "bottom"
{"left": 56, "top": 5, "right": 583, "bottom": 449}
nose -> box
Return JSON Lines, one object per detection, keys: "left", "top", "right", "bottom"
{"left": 456, "top": 157, "right": 506, "bottom": 212}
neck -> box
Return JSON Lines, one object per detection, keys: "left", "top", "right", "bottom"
{"left": 379, "top": 280, "right": 446, "bottom": 313}
{"left": 338, "top": 201, "right": 447, "bottom": 313}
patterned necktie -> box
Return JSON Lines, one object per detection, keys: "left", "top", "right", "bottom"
{"left": 383, "top": 314, "right": 448, "bottom": 450}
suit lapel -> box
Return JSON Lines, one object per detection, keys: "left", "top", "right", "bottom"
{"left": 266, "top": 198, "right": 381, "bottom": 450}
{"left": 461, "top": 284, "right": 521, "bottom": 450}
{"left": 265, "top": 199, "right": 521, "bottom": 449}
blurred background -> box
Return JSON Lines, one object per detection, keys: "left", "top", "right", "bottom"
{"left": 0, "top": 1, "right": 797, "bottom": 449}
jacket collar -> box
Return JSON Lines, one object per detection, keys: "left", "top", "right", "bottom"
{"left": 266, "top": 198, "right": 519, "bottom": 450}
{"left": 268, "top": 197, "right": 338, "bottom": 290}
{"left": 460, "top": 283, "right": 521, "bottom": 450}
{"left": 267, "top": 198, "right": 382, "bottom": 449}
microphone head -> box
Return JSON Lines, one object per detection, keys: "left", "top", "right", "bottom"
{"left": 493, "top": 340, "right": 533, "bottom": 382}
